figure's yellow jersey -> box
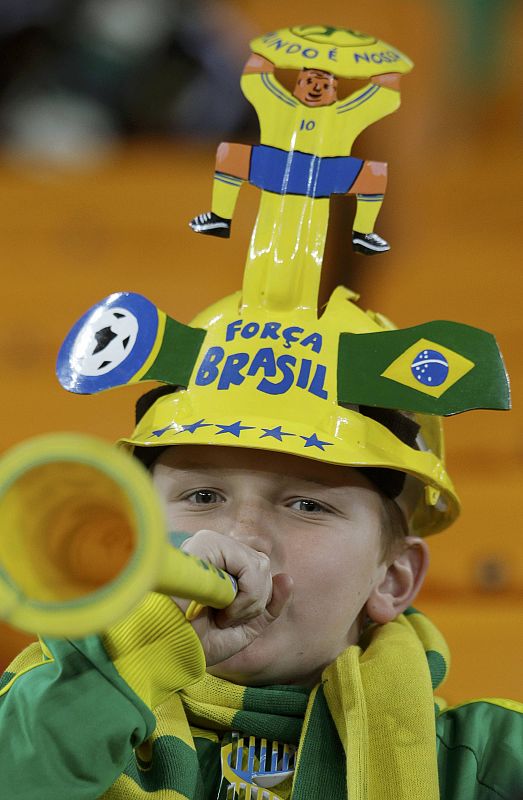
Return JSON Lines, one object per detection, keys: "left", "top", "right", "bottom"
{"left": 240, "top": 72, "right": 400, "bottom": 157}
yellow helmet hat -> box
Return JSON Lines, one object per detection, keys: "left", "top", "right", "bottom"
{"left": 121, "top": 286, "right": 454, "bottom": 538}
{"left": 57, "top": 281, "right": 509, "bottom": 539}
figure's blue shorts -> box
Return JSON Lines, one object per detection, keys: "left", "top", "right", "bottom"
{"left": 249, "top": 145, "right": 363, "bottom": 199}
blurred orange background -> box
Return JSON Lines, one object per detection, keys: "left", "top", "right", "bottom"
{"left": 0, "top": 0, "right": 521, "bottom": 704}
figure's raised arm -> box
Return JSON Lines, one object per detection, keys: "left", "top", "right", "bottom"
{"left": 371, "top": 72, "right": 402, "bottom": 91}
{"left": 242, "top": 53, "right": 275, "bottom": 75}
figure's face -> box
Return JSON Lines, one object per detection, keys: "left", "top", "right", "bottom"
{"left": 152, "top": 445, "right": 388, "bottom": 686}
{"left": 293, "top": 69, "right": 338, "bottom": 106}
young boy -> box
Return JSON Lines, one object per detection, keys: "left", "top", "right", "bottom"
{"left": 1, "top": 22, "right": 521, "bottom": 800}
{"left": 1, "top": 288, "right": 521, "bottom": 800}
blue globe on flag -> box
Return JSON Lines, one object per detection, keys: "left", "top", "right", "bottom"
{"left": 410, "top": 349, "right": 449, "bottom": 387}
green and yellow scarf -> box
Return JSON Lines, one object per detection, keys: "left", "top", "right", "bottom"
{"left": 104, "top": 604, "right": 449, "bottom": 800}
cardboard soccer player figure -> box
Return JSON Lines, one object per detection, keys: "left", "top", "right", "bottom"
{"left": 190, "top": 25, "right": 413, "bottom": 271}
{"left": 0, "top": 22, "right": 521, "bottom": 800}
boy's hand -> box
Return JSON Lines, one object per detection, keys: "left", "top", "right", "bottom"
{"left": 172, "top": 530, "right": 293, "bottom": 667}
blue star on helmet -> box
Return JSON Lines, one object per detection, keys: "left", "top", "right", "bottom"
{"left": 152, "top": 422, "right": 176, "bottom": 438}
{"left": 214, "top": 421, "right": 256, "bottom": 438}
{"left": 300, "top": 433, "right": 334, "bottom": 451}
{"left": 175, "top": 419, "right": 213, "bottom": 435}
{"left": 259, "top": 425, "right": 296, "bottom": 441}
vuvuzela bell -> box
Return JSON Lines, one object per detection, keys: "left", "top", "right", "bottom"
{"left": 0, "top": 433, "right": 237, "bottom": 638}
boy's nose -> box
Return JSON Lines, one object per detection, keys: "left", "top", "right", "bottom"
{"left": 228, "top": 504, "right": 274, "bottom": 557}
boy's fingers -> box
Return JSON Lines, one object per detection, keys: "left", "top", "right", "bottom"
{"left": 215, "top": 572, "right": 292, "bottom": 632}
{"left": 176, "top": 530, "right": 294, "bottom": 666}
{"left": 221, "top": 550, "right": 273, "bottom": 622}
{"left": 180, "top": 530, "right": 274, "bottom": 622}
{"left": 181, "top": 557, "right": 293, "bottom": 666}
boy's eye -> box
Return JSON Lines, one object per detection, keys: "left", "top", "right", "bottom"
{"left": 289, "top": 498, "right": 330, "bottom": 514}
{"left": 186, "top": 490, "right": 223, "bottom": 505}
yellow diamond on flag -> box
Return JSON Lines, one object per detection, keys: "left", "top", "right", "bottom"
{"left": 381, "top": 338, "right": 475, "bottom": 398}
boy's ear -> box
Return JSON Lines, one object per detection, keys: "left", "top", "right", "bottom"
{"left": 365, "top": 537, "right": 430, "bottom": 624}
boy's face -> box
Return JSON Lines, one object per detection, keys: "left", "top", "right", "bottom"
{"left": 153, "top": 444, "right": 391, "bottom": 686}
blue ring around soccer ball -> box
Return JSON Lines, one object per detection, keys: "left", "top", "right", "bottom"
{"left": 56, "top": 292, "right": 159, "bottom": 393}
{"left": 410, "top": 348, "right": 449, "bottom": 387}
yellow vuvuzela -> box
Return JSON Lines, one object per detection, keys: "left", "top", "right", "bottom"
{"left": 0, "top": 433, "right": 237, "bottom": 638}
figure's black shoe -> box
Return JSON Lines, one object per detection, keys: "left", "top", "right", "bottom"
{"left": 352, "top": 231, "right": 390, "bottom": 255}
{"left": 189, "top": 211, "right": 231, "bottom": 238}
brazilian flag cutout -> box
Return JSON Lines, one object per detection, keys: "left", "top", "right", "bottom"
{"left": 337, "top": 321, "right": 510, "bottom": 415}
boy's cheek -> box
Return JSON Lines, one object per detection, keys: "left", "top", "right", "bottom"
{"left": 164, "top": 508, "right": 222, "bottom": 533}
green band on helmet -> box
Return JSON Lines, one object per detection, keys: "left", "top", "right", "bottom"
{"left": 141, "top": 316, "right": 206, "bottom": 388}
